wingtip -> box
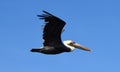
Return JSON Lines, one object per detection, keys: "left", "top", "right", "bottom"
{"left": 37, "top": 15, "right": 44, "bottom": 19}
{"left": 42, "top": 10, "right": 53, "bottom": 16}
{"left": 37, "top": 10, "right": 50, "bottom": 17}
{"left": 37, "top": 15, "right": 41, "bottom": 17}
{"left": 37, "top": 10, "right": 54, "bottom": 19}
{"left": 42, "top": 10, "right": 47, "bottom": 13}
{"left": 42, "top": 10, "right": 48, "bottom": 13}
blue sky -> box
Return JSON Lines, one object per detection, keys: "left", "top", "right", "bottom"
{"left": 0, "top": 0, "right": 120, "bottom": 72}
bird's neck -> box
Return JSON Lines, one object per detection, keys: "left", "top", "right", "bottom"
{"left": 63, "top": 42, "right": 75, "bottom": 51}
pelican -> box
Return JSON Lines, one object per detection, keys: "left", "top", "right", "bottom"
{"left": 31, "top": 11, "right": 91, "bottom": 54}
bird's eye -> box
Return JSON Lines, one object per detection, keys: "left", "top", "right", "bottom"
{"left": 72, "top": 42, "right": 76, "bottom": 44}
{"left": 69, "top": 41, "right": 76, "bottom": 45}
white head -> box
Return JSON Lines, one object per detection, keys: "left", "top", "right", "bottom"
{"left": 63, "top": 40, "right": 91, "bottom": 52}
{"left": 63, "top": 40, "right": 75, "bottom": 51}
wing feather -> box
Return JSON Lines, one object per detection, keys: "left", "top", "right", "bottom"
{"left": 37, "top": 11, "right": 66, "bottom": 46}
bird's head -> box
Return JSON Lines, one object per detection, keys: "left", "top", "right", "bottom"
{"left": 63, "top": 40, "right": 91, "bottom": 51}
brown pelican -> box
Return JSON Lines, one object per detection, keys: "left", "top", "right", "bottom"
{"left": 31, "top": 11, "right": 91, "bottom": 54}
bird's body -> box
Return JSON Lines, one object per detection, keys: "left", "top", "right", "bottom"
{"left": 31, "top": 11, "right": 91, "bottom": 55}
{"left": 31, "top": 46, "right": 71, "bottom": 54}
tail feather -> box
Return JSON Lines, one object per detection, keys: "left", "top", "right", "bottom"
{"left": 31, "top": 49, "right": 41, "bottom": 52}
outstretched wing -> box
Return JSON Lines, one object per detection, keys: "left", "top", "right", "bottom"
{"left": 37, "top": 11, "right": 66, "bottom": 46}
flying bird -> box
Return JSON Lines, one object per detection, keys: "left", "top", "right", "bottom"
{"left": 31, "top": 11, "right": 91, "bottom": 54}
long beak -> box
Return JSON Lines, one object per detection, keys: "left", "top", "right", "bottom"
{"left": 71, "top": 43, "right": 91, "bottom": 51}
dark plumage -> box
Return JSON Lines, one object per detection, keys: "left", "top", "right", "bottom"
{"left": 31, "top": 11, "right": 71, "bottom": 54}
{"left": 31, "top": 11, "right": 91, "bottom": 55}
